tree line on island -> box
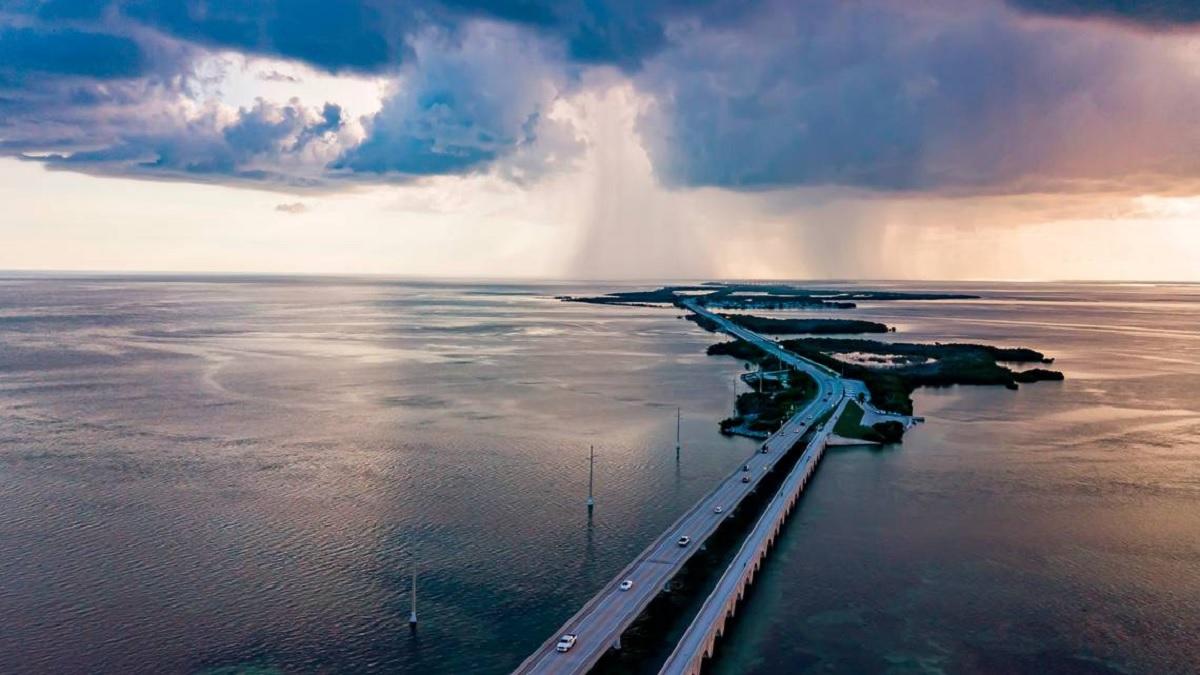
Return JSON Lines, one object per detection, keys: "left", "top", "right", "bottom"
{"left": 561, "top": 282, "right": 1065, "bottom": 441}
{"left": 559, "top": 282, "right": 978, "bottom": 310}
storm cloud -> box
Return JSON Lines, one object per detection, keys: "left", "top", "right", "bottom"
{"left": 335, "top": 24, "right": 580, "bottom": 179}
{"left": 0, "top": 25, "right": 146, "bottom": 80}
{"left": 4, "top": 0, "right": 1200, "bottom": 195}
{"left": 1006, "top": 0, "right": 1200, "bottom": 25}
{"left": 636, "top": 1, "right": 1200, "bottom": 193}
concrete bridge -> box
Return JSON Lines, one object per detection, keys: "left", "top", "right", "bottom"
{"left": 513, "top": 300, "right": 849, "bottom": 675}
{"left": 659, "top": 398, "right": 849, "bottom": 674}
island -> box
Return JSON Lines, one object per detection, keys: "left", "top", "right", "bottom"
{"left": 719, "top": 367, "right": 817, "bottom": 437}
{"left": 559, "top": 281, "right": 979, "bottom": 310}
{"left": 562, "top": 282, "right": 1063, "bottom": 443}
{"left": 775, "top": 337, "right": 1063, "bottom": 415}
{"left": 703, "top": 314, "right": 891, "bottom": 335}
{"left": 708, "top": 335, "right": 1063, "bottom": 419}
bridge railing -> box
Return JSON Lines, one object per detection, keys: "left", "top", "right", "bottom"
{"left": 658, "top": 400, "right": 848, "bottom": 675}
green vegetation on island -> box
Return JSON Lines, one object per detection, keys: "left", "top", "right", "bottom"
{"left": 778, "top": 338, "right": 1064, "bottom": 415}
{"left": 716, "top": 314, "right": 890, "bottom": 335}
{"left": 686, "top": 312, "right": 889, "bottom": 335}
{"left": 785, "top": 337, "right": 1056, "bottom": 365}
{"left": 832, "top": 401, "right": 905, "bottom": 444}
{"left": 1014, "top": 368, "right": 1066, "bottom": 383}
{"left": 706, "top": 338, "right": 774, "bottom": 363}
{"left": 558, "top": 281, "right": 1062, "bottom": 441}
{"left": 708, "top": 334, "right": 1064, "bottom": 417}
{"left": 559, "top": 282, "right": 980, "bottom": 309}
{"left": 701, "top": 293, "right": 854, "bottom": 310}
{"left": 556, "top": 286, "right": 706, "bottom": 306}
{"left": 690, "top": 283, "right": 977, "bottom": 308}
{"left": 718, "top": 369, "right": 817, "bottom": 436}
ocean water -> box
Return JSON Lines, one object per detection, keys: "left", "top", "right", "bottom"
{"left": 709, "top": 283, "right": 1200, "bottom": 675}
{"left": 0, "top": 277, "right": 1196, "bottom": 673}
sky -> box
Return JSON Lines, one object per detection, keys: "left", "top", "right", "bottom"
{"left": 2, "top": 0, "right": 1199, "bottom": 280}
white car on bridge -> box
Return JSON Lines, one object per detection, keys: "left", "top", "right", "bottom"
{"left": 555, "top": 634, "right": 577, "bottom": 652}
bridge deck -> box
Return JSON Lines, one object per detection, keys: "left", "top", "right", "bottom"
{"left": 659, "top": 398, "right": 849, "bottom": 675}
{"left": 513, "top": 301, "right": 846, "bottom": 675}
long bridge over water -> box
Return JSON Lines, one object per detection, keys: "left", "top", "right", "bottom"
{"left": 514, "top": 301, "right": 854, "bottom": 675}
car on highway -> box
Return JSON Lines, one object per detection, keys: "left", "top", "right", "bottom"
{"left": 677, "top": 535, "right": 691, "bottom": 547}
{"left": 713, "top": 505, "right": 724, "bottom": 514}
{"left": 741, "top": 474, "right": 751, "bottom": 483}
{"left": 761, "top": 443, "right": 770, "bottom": 453}
{"left": 556, "top": 634, "right": 577, "bottom": 652}
{"left": 619, "top": 579, "right": 634, "bottom": 591}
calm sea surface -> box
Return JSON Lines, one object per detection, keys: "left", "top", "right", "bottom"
{"left": 0, "top": 277, "right": 1196, "bottom": 674}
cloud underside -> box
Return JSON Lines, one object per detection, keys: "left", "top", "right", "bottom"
{"left": 1008, "top": 0, "right": 1200, "bottom": 25}
{"left": 2, "top": 0, "right": 1200, "bottom": 196}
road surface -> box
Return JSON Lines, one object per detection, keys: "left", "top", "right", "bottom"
{"left": 513, "top": 300, "right": 846, "bottom": 675}
{"left": 659, "top": 398, "right": 850, "bottom": 675}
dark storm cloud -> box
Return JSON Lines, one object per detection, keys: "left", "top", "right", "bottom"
{"left": 30, "top": 0, "right": 111, "bottom": 21}
{"left": 119, "top": 0, "right": 402, "bottom": 73}
{"left": 333, "top": 24, "right": 577, "bottom": 178}
{"left": 0, "top": 25, "right": 146, "bottom": 79}
{"left": 34, "top": 0, "right": 722, "bottom": 74}
{"left": 273, "top": 0, "right": 748, "bottom": 72}
{"left": 1006, "top": 0, "right": 1200, "bottom": 25}
{"left": 3, "top": 0, "right": 1200, "bottom": 195}
{"left": 636, "top": 1, "right": 1200, "bottom": 193}
{"left": 322, "top": 1, "right": 744, "bottom": 178}
{"left": 439, "top": 0, "right": 670, "bottom": 70}
{"left": 0, "top": 0, "right": 686, "bottom": 186}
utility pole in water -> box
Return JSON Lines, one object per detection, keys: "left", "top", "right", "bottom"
{"left": 675, "top": 407, "right": 681, "bottom": 462}
{"left": 409, "top": 563, "right": 418, "bottom": 628}
{"left": 732, "top": 372, "right": 739, "bottom": 416}
{"left": 587, "top": 445, "right": 595, "bottom": 510}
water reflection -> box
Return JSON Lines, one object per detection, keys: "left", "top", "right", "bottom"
{"left": 0, "top": 278, "right": 1195, "bottom": 673}
{"left": 0, "top": 276, "right": 754, "bottom": 674}
{"left": 707, "top": 282, "right": 1200, "bottom": 675}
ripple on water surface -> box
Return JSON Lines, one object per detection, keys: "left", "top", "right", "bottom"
{"left": 0, "top": 279, "right": 1197, "bottom": 673}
